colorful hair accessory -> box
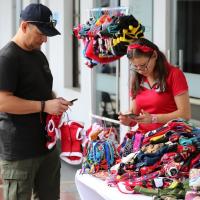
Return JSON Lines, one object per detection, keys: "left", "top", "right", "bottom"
{"left": 133, "top": 131, "right": 143, "bottom": 152}
{"left": 189, "top": 168, "right": 200, "bottom": 190}
{"left": 127, "top": 44, "right": 154, "bottom": 53}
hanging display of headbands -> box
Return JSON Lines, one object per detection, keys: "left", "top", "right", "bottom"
{"left": 73, "top": 7, "right": 145, "bottom": 68}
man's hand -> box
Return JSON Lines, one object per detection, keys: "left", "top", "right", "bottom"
{"left": 44, "top": 97, "right": 72, "bottom": 115}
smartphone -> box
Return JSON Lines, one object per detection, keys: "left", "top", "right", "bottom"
{"left": 123, "top": 113, "right": 139, "bottom": 119}
{"left": 70, "top": 98, "right": 78, "bottom": 103}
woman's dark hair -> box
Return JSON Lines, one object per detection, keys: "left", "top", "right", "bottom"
{"left": 127, "top": 38, "right": 168, "bottom": 98}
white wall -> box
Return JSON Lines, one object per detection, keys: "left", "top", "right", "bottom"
{"left": 77, "top": 0, "right": 94, "bottom": 127}
{"left": 44, "top": 0, "right": 94, "bottom": 128}
{"left": 0, "top": 0, "right": 15, "bottom": 47}
{"left": 153, "top": 0, "right": 170, "bottom": 54}
{"left": 47, "top": 0, "right": 73, "bottom": 93}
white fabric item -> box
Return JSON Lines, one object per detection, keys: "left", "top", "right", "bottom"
{"left": 153, "top": 177, "right": 164, "bottom": 188}
{"left": 60, "top": 152, "right": 83, "bottom": 165}
{"left": 75, "top": 170, "right": 152, "bottom": 200}
{"left": 110, "top": 152, "right": 138, "bottom": 171}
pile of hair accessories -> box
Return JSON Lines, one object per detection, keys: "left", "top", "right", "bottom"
{"left": 73, "top": 11, "right": 145, "bottom": 68}
{"left": 80, "top": 119, "right": 200, "bottom": 199}
{"left": 81, "top": 122, "right": 120, "bottom": 174}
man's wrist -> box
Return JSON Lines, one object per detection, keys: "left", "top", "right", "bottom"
{"left": 40, "top": 101, "right": 45, "bottom": 123}
{"left": 41, "top": 101, "right": 45, "bottom": 113}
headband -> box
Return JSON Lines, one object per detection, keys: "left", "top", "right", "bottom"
{"left": 127, "top": 44, "right": 154, "bottom": 53}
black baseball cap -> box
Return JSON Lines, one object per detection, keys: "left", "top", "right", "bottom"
{"left": 20, "top": 3, "right": 61, "bottom": 37}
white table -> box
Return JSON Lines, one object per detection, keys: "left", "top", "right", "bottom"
{"left": 75, "top": 170, "right": 152, "bottom": 200}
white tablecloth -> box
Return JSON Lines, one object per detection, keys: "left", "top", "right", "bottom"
{"left": 75, "top": 170, "right": 152, "bottom": 200}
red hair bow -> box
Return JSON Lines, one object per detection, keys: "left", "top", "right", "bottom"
{"left": 127, "top": 44, "right": 154, "bottom": 52}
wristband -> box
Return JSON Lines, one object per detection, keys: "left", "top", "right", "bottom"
{"left": 40, "top": 101, "right": 45, "bottom": 123}
{"left": 151, "top": 114, "right": 158, "bottom": 123}
{"left": 41, "top": 101, "right": 45, "bottom": 113}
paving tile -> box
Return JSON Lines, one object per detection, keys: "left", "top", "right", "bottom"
{"left": 61, "top": 181, "right": 77, "bottom": 193}
{"left": 60, "top": 181, "right": 80, "bottom": 200}
{"left": 0, "top": 187, "right": 3, "bottom": 200}
{"left": 60, "top": 192, "right": 80, "bottom": 200}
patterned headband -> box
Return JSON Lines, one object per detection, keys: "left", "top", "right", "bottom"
{"left": 127, "top": 44, "right": 154, "bottom": 53}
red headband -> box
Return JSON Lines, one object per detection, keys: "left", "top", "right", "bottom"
{"left": 127, "top": 44, "right": 154, "bottom": 53}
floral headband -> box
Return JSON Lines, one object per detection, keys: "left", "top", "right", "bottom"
{"left": 127, "top": 44, "right": 154, "bottom": 53}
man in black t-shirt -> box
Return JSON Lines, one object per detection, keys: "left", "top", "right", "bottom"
{"left": 0, "top": 3, "right": 71, "bottom": 200}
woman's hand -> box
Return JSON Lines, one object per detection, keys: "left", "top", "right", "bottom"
{"left": 135, "top": 109, "right": 152, "bottom": 124}
{"left": 118, "top": 112, "right": 136, "bottom": 126}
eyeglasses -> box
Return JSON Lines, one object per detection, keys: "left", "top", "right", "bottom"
{"left": 129, "top": 54, "right": 152, "bottom": 71}
{"left": 26, "top": 19, "right": 57, "bottom": 28}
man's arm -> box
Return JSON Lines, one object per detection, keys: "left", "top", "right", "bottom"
{"left": 0, "top": 91, "right": 71, "bottom": 115}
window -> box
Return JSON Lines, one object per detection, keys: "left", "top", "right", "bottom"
{"left": 73, "top": 0, "right": 80, "bottom": 88}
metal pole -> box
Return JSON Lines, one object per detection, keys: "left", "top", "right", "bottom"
{"left": 90, "top": 114, "right": 121, "bottom": 125}
{"left": 179, "top": 49, "right": 183, "bottom": 71}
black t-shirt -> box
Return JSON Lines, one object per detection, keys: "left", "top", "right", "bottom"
{"left": 0, "top": 41, "right": 53, "bottom": 160}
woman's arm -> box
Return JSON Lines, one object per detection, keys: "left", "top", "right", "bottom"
{"left": 136, "top": 91, "right": 191, "bottom": 124}
{"left": 156, "top": 91, "right": 191, "bottom": 123}
{"left": 129, "top": 99, "right": 137, "bottom": 114}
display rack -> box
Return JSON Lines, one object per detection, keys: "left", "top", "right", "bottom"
{"left": 89, "top": 7, "right": 129, "bottom": 126}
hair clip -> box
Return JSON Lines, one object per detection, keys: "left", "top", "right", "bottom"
{"left": 127, "top": 44, "right": 154, "bottom": 52}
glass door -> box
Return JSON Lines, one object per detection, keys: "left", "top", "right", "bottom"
{"left": 93, "top": 62, "right": 119, "bottom": 121}
{"left": 170, "top": 0, "right": 200, "bottom": 98}
{"left": 91, "top": 0, "right": 121, "bottom": 135}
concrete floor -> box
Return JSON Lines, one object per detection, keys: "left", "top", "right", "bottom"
{"left": 60, "top": 161, "right": 81, "bottom": 200}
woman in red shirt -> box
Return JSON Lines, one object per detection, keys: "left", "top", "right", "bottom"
{"left": 118, "top": 38, "right": 191, "bottom": 132}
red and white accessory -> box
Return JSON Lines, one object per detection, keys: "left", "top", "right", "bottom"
{"left": 46, "top": 112, "right": 86, "bottom": 165}
{"left": 117, "top": 182, "right": 135, "bottom": 194}
{"left": 60, "top": 121, "right": 85, "bottom": 165}
{"left": 46, "top": 114, "right": 62, "bottom": 149}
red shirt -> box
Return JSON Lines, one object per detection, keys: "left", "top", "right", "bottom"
{"left": 134, "top": 63, "right": 188, "bottom": 132}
